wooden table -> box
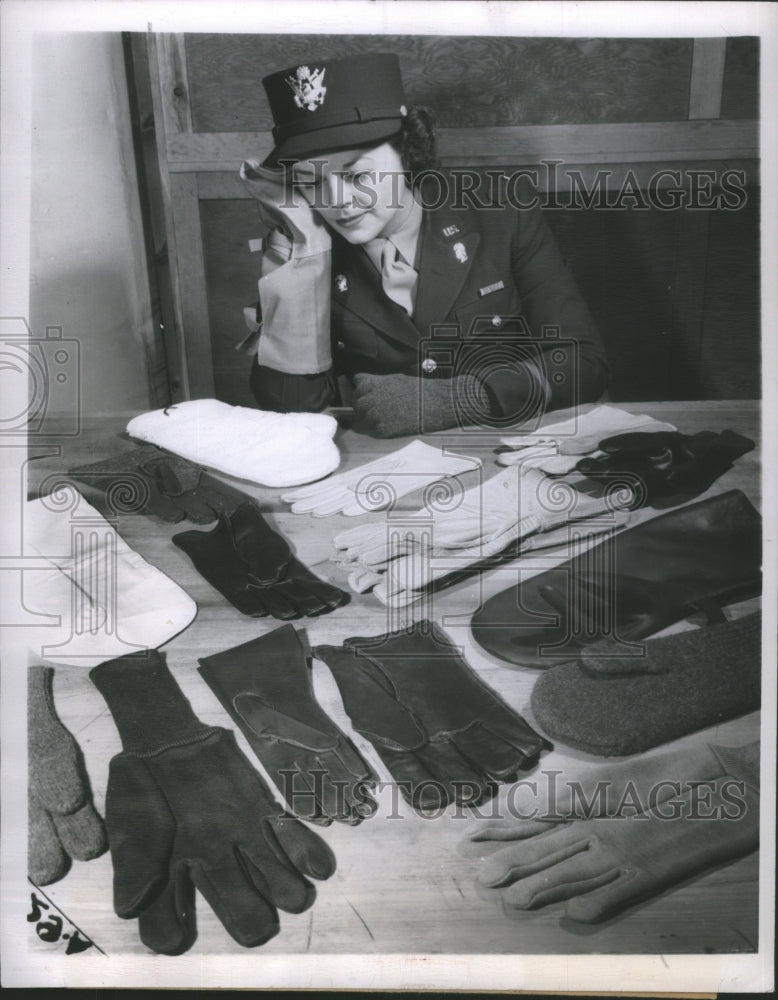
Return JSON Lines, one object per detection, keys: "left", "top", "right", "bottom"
{"left": 21, "top": 401, "right": 763, "bottom": 965}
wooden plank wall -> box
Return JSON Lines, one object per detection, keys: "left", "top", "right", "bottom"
{"left": 127, "top": 33, "right": 760, "bottom": 405}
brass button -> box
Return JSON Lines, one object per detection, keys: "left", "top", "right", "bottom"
{"left": 421, "top": 358, "right": 438, "bottom": 374}
{"left": 336, "top": 341, "right": 345, "bottom": 351}
{"left": 491, "top": 315, "right": 503, "bottom": 328}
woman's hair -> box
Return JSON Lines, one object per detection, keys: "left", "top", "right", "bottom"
{"left": 389, "top": 105, "right": 441, "bottom": 181}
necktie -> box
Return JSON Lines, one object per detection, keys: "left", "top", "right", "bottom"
{"left": 374, "top": 238, "right": 416, "bottom": 315}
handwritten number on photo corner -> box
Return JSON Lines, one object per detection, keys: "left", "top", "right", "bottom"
{"left": 27, "top": 889, "right": 100, "bottom": 955}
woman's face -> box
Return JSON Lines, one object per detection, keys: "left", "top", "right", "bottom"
{"left": 292, "top": 141, "right": 412, "bottom": 245}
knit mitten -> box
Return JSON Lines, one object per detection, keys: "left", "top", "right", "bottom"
{"left": 531, "top": 612, "right": 762, "bottom": 756}
{"left": 28, "top": 665, "right": 107, "bottom": 884}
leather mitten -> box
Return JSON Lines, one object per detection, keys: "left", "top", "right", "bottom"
{"left": 90, "top": 651, "right": 336, "bottom": 955}
{"left": 469, "top": 741, "right": 760, "bottom": 923}
{"left": 28, "top": 665, "right": 107, "bottom": 884}
{"left": 530, "top": 612, "right": 761, "bottom": 756}
{"left": 313, "top": 621, "right": 551, "bottom": 811}
{"left": 198, "top": 625, "right": 378, "bottom": 825}
{"left": 470, "top": 489, "right": 762, "bottom": 667}
{"left": 173, "top": 502, "right": 349, "bottom": 619}
{"left": 576, "top": 429, "right": 755, "bottom": 508}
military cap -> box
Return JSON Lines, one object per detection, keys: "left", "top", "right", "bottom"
{"left": 262, "top": 53, "right": 407, "bottom": 165}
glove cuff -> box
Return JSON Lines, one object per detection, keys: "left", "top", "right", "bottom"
{"left": 90, "top": 651, "right": 211, "bottom": 753}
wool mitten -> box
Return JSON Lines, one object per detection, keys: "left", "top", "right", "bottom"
{"left": 90, "top": 650, "right": 336, "bottom": 955}
{"left": 313, "top": 621, "right": 551, "bottom": 812}
{"left": 198, "top": 625, "right": 378, "bottom": 825}
{"left": 351, "top": 372, "right": 492, "bottom": 437}
{"left": 282, "top": 440, "right": 481, "bottom": 517}
{"left": 576, "top": 429, "right": 755, "bottom": 508}
{"left": 470, "top": 489, "right": 762, "bottom": 667}
{"left": 69, "top": 445, "right": 248, "bottom": 524}
{"left": 28, "top": 665, "right": 107, "bottom": 884}
{"left": 530, "top": 612, "right": 762, "bottom": 756}
{"left": 173, "top": 502, "right": 349, "bottom": 619}
{"left": 469, "top": 740, "right": 760, "bottom": 923}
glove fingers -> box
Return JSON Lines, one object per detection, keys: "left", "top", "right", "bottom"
{"left": 172, "top": 492, "right": 219, "bottom": 525}
{"left": 417, "top": 740, "right": 492, "bottom": 807}
{"left": 464, "top": 818, "right": 561, "bottom": 843}
{"left": 28, "top": 797, "right": 70, "bottom": 885}
{"left": 564, "top": 869, "right": 647, "bottom": 923}
{"left": 452, "top": 724, "right": 531, "bottom": 782}
{"left": 137, "top": 868, "right": 198, "bottom": 956}
{"left": 373, "top": 746, "right": 447, "bottom": 810}
{"left": 502, "top": 858, "right": 621, "bottom": 912}
{"left": 105, "top": 756, "right": 176, "bottom": 918}
{"left": 263, "top": 814, "right": 337, "bottom": 887}
{"left": 478, "top": 826, "right": 586, "bottom": 887}
{"left": 280, "top": 582, "right": 336, "bottom": 618}
{"left": 255, "top": 585, "right": 304, "bottom": 620}
{"left": 190, "top": 857, "right": 282, "bottom": 948}
{"left": 52, "top": 800, "right": 107, "bottom": 862}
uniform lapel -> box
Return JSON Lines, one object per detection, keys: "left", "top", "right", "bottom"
{"left": 331, "top": 236, "right": 422, "bottom": 349}
{"left": 412, "top": 205, "right": 480, "bottom": 338}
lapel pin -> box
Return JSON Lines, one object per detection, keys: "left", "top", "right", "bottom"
{"left": 335, "top": 274, "right": 348, "bottom": 293}
{"left": 442, "top": 224, "right": 460, "bottom": 237}
{"left": 453, "top": 242, "right": 468, "bottom": 263}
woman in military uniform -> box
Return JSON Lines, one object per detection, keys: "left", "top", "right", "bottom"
{"left": 248, "top": 53, "right": 608, "bottom": 437}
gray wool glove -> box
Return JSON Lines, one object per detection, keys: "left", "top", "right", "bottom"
{"left": 351, "top": 372, "right": 492, "bottom": 437}
{"left": 28, "top": 665, "right": 108, "bottom": 885}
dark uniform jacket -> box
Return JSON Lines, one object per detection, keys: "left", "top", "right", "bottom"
{"left": 250, "top": 175, "right": 609, "bottom": 420}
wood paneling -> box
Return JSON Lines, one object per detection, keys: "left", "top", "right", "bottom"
{"left": 164, "top": 119, "right": 758, "bottom": 172}
{"left": 721, "top": 37, "right": 759, "bottom": 120}
{"left": 184, "top": 34, "right": 695, "bottom": 131}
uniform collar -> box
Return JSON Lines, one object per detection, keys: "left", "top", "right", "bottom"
{"left": 363, "top": 194, "right": 423, "bottom": 271}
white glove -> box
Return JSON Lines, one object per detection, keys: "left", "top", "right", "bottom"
{"left": 498, "top": 405, "right": 677, "bottom": 471}
{"left": 239, "top": 159, "right": 332, "bottom": 375}
{"left": 126, "top": 399, "right": 340, "bottom": 488}
{"left": 23, "top": 494, "right": 196, "bottom": 666}
{"left": 335, "top": 466, "right": 628, "bottom": 606}
{"left": 281, "top": 440, "right": 481, "bottom": 517}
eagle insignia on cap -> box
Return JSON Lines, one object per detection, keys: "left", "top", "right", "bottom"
{"left": 286, "top": 66, "right": 327, "bottom": 112}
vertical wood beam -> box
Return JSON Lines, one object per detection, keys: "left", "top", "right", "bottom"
{"left": 689, "top": 38, "right": 727, "bottom": 120}
{"left": 146, "top": 32, "right": 214, "bottom": 399}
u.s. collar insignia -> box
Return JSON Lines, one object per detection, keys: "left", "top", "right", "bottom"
{"left": 442, "top": 224, "right": 460, "bottom": 237}
{"left": 452, "top": 242, "right": 468, "bottom": 263}
{"left": 335, "top": 274, "right": 348, "bottom": 293}
{"left": 286, "top": 66, "right": 327, "bottom": 112}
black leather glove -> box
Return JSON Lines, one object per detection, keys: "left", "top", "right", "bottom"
{"left": 90, "top": 651, "right": 336, "bottom": 955}
{"left": 351, "top": 372, "right": 491, "bottom": 437}
{"left": 69, "top": 445, "right": 247, "bottom": 523}
{"left": 198, "top": 625, "right": 378, "bottom": 826}
{"left": 575, "top": 429, "right": 754, "bottom": 508}
{"left": 313, "top": 621, "right": 551, "bottom": 812}
{"left": 173, "top": 502, "right": 350, "bottom": 619}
